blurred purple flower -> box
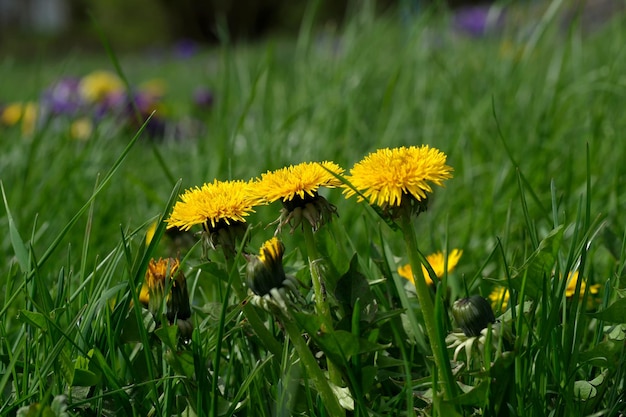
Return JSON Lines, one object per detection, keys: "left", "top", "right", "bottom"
{"left": 41, "top": 78, "right": 82, "bottom": 116}
{"left": 453, "top": 5, "right": 505, "bottom": 37}
{"left": 174, "top": 39, "right": 199, "bottom": 59}
{"left": 193, "top": 87, "right": 214, "bottom": 109}
{"left": 93, "top": 91, "right": 126, "bottom": 119}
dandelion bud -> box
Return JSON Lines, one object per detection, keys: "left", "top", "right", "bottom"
{"left": 166, "top": 268, "right": 191, "bottom": 323}
{"left": 246, "top": 238, "right": 287, "bottom": 296}
{"left": 141, "top": 258, "right": 191, "bottom": 327}
{"left": 452, "top": 295, "right": 496, "bottom": 337}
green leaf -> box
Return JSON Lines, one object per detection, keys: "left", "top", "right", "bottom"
{"left": 120, "top": 307, "right": 155, "bottom": 343}
{"left": 155, "top": 323, "right": 180, "bottom": 350}
{"left": 17, "top": 310, "right": 47, "bottom": 331}
{"left": 1, "top": 182, "right": 30, "bottom": 272}
{"left": 72, "top": 349, "right": 102, "bottom": 387}
{"left": 334, "top": 254, "right": 376, "bottom": 321}
{"left": 449, "top": 380, "right": 490, "bottom": 406}
{"left": 589, "top": 298, "right": 626, "bottom": 323}
{"left": 164, "top": 349, "right": 196, "bottom": 379}
{"left": 72, "top": 368, "right": 100, "bottom": 387}
{"left": 292, "top": 312, "right": 387, "bottom": 366}
{"left": 360, "top": 365, "right": 378, "bottom": 395}
{"left": 578, "top": 339, "right": 623, "bottom": 367}
{"left": 573, "top": 371, "right": 607, "bottom": 401}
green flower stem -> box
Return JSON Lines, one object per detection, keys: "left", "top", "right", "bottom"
{"left": 302, "top": 222, "right": 343, "bottom": 387}
{"left": 278, "top": 310, "right": 345, "bottom": 417}
{"left": 399, "top": 214, "right": 457, "bottom": 400}
{"left": 225, "top": 256, "right": 283, "bottom": 358}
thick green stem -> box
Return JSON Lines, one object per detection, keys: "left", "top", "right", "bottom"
{"left": 399, "top": 214, "right": 457, "bottom": 400}
{"left": 279, "top": 311, "right": 345, "bottom": 417}
{"left": 302, "top": 223, "right": 343, "bottom": 387}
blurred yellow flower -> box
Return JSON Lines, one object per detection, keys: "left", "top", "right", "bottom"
{"left": 139, "top": 78, "right": 167, "bottom": 98}
{"left": 70, "top": 117, "right": 93, "bottom": 140}
{"left": 1, "top": 102, "right": 38, "bottom": 135}
{"left": 1, "top": 102, "right": 24, "bottom": 126}
{"left": 398, "top": 249, "right": 463, "bottom": 286}
{"left": 79, "top": 70, "right": 124, "bottom": 103}
{"left": 488, "top": 286, "right": 509, "bottom": 310}
{"left": 344, "top": 146, "right": 453, "bottom": 208}
{"left": 145, "top": 221, "right": 158, "bottom": 246}
{"left": 564, "top": 271, "right": 600, "bottom": 298}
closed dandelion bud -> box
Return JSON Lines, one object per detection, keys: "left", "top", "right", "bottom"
{"left": 176, "top": 318, "right": 194, "bottom": 340}
{"left": 452, "top": 295, "right": 496, "bottom": 337}
{"left": 246, "top": 237, "right": 287, "bottom": 296}
{"left": 166, "top": 269, "right": 191, "bottom": 323}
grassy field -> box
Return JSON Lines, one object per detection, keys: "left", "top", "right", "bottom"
{"left": 2, "top": 2, "right": 626, "bottom": 416}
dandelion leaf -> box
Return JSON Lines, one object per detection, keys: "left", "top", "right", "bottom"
{"left": 579, "top": 339, "right": 622, "bottom": 367}
{"left": 17, "top": 310, "right": 47, "bottom": 332}
{"left": 155, "top": 322, "right": 179, "bottom": 350}
{"left": 334, "top": 254, "right": 376, "bottom": 321}
{"left": 589, "top": 298, "right": 626, "bottom": 323}
{"left": 292, "top": 312, "right": 386, "bottom": 365}
{"left": 71, "top": 349, "right": 101, "bottom": 387}
{"left": 164, "top": 349, "right": 195, "bottom": 379}
{"left": 449, "top": 380, "right": 490, "bottom": 406}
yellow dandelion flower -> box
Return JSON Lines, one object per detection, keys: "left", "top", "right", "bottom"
{"left": 79, "top": 70, "right": 124, "bottom": 103}
{"left": 1, "top": 102, "right": 24, "bottom": 126}
{"left": 344, "top": 146, "right": 453, "bottom": 208}
{"left": 139, "top": 284, "right": 150, "bottom": 305}
{"left": 489, "top": 286, "right": 509, "bottom": 310}
{"left": 166, "top": 179, "right": 257, "bottom": 231}
{"left": 564, "top": 271, "right": 600, "bottom": 298}
{"left": 398, "top": 249, "right": 463, "bottom": 286}
{"left": 252, "top": 161, "right": 344, "bottom": 232}
{"left": 145, "top": 221, "right": 158, "bottom": 246}
{"left": 21, "top": 102, "right": 38, "bottom": 135}
{"left": 145, "top": 257, "right": 181, "bottom": 290}
{"left": 2, "top": 102, "right": 38, "bottom": 135}
{"left": 140, "top": 257, "right": 191, "bottom": 336}
{"left": 253, "top": 161, "right": 344, "bottom": 203}
{"left": 259, "top": 237, "right": 285, "bottom": 265}
{"left": 139, "top": 78, "right": 167, "bottom": 99}
{"left": 247, "top": 237, "right": 288, "bottom": 296}
{"left": 70, "top": 117, "right": 93, "bottom": 141}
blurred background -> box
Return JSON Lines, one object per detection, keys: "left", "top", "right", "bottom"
{"left": 2, "top": 0, "right": 622, "bottom": 56}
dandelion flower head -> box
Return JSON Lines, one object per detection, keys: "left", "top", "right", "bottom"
{"left": 398, "top": 249, "right": 463, "bottom": 285}
{"left": 139, "top": 257, "right": 181, "bottom": 305}
{"left": 345, "top": 146, "right": 453, "bottom": 207}
{"left": 259, "top": 237, "right": 285, "bottom": 266}
{"left": 79, "top": 70, "right": 124, "bottom": 103}
{"left": 253, "top": 161, "right": 344, "bottom": 204}
{"left": 166, "top": 179, "right": 257, "bottom": 231}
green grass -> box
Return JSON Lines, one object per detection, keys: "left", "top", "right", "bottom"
{"left": 2, "top": 2, "right": 626, "bottom": 416}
